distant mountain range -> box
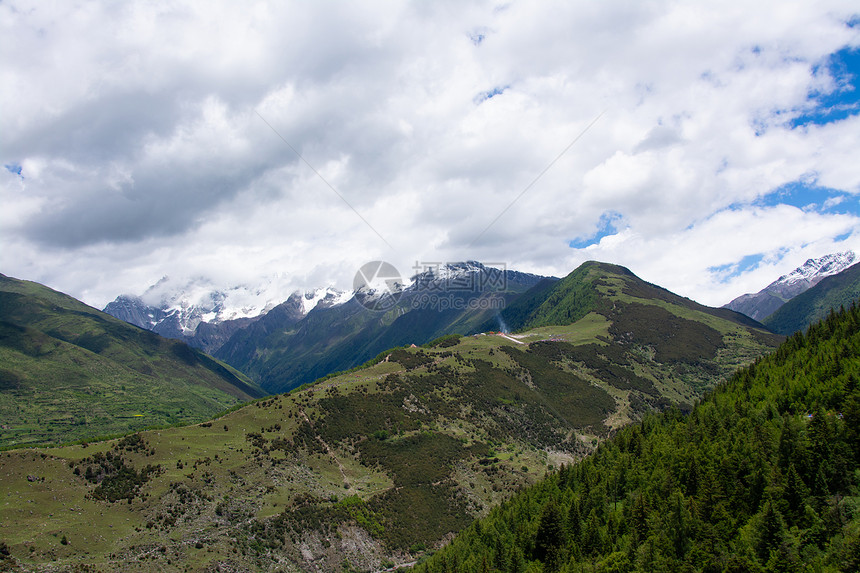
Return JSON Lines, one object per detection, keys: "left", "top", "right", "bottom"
{"left": 214, "top": 262, "right": 550, "bottom": 393}
{"left": 103, "top": 265, "right": 525, "bottom": 356}
{"left": 103, "top": 263, "right": 551, "bottom": 393}
{"left": 102, "top": 260, "right": 797, "bottom": 395}
{"left": 763, "top": 258, "right": 860, "bottom": 335}
{"left": 724, "top": 251, "right": 856, "bottom": 321}
{"left": 0, "top": 273, "right": 265, "bottom": 447}
{"left": 103, "top": 274, "right": 349, "bottom": 355}
{"left": 0, "top": 261, "right": 782, "bottom": 571}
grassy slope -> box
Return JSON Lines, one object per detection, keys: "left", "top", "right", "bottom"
{"left": 502, "top": 261, "right": 781, "bottom": 410}
{"left": 0, "top": 274, "right": 265, "bottom": 447}
{"left": 415, "top": 304, "right": 860, "bottom": 573}
{"left": 764, "top": 261, "right": 860, "bottom": 335}
{"left": 0, "top": 282, "right": 779, "bottom": 572}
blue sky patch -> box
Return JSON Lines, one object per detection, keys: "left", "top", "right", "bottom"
{"left": 569, "top": 211, "right": 622, "bottom": 249}
{"left": 468, "top": 30, "right": 486, "bottom": 45}
{"left": 696, "top": 179, "right": 858, "bottom": 239}
{"left": 474, "top": 85, "right": 509, "bottom": 104}
{"left": 4, "top": 163, "right": 23, "bottom": 179}
{"left": 755, "top": 180, "right": 860, "bottom": 215}
{"left": 791, "top": 46, "right": 860, "bottom": 128}
{"left": 708, "top": 253, "right": 765, "bottom": 282}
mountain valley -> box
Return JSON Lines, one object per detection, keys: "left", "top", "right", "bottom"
{"left": 0, "top": 261, "right": 784, "bottom": 572}
{"left": 0, "top": 274, "right": 265, "bottom": 448}
{"left": 6, "top": 4, "right": 860, "bottom": 572}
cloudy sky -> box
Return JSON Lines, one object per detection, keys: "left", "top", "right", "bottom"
{"left": 2, "top": 1, "right": 860, "bottom": 309}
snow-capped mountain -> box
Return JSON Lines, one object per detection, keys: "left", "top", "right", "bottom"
{"left": 106, "top": 276, "right": 272, "bottom": 336}
{"left": 724, "top": 251, "right": 857, "bottom": 321}
{"left": 103, "top": 275, "right": 349, "bottom": 354}
{"left": 409, "top": 260, "right": 489, "bottom": 282}
{"left": 214, "top": 262, "right": 552, "bottom": 393}
{"left": 768, "top": 251, "right": 857, "bottom": 297}
{"left": 103, "top": 262, "right": 547, "bottom": 357}
{"left": 300, "top": 287, "right": 352, "bottom": 314}
{"left": 407, "top": 260, "right": 538, "bottom": 292}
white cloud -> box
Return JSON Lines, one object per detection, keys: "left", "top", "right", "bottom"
{"left": 575, "top": 206, "right": 860, "bottom": 306}
{"left": 824, "top": 195, "right": 848, "bottom": 209}
{"left": 1, "top": 0, "right": 859, "bottom": 310}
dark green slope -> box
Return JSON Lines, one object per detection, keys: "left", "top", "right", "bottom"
{"left": 499, "top": 261, "right": 767, "bottom": 332}
{"left": 764, "top": 261, "right": 860, "bottom": 335}
{"left": 0, "top": 274, "right": 265, "bottom": 447}
{"left": 493, "top": 262, "right": 606, "bottom": 330}
{"left": 490, "top": 276, "right": 560, "bottom": 331}
{"left": 416, "top": 305, "right": 860, "bottom": 573}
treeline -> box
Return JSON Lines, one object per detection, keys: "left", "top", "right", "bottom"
{"left": 415, "top": 305, "right": 860, "bottom": 572}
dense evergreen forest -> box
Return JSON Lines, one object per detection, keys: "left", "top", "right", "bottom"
{"left": 415, "top": 305, "right": 860, "bottom": 572}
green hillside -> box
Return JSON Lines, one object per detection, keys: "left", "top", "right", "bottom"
{"left": 416, "top": 305, "right": 860, "bottom": 573}
{"left": 218, "top": 260, "right": 780, "bottom": 398}
{"left": 764, "top": 262, "right": 860, "bottom": 335}
{"left": 0, "top": 274, "right": 265, "bottom": 447}
{"left": 495, "top": 262, "right": 603, "bottom": 330}
{"left": 0, "top": 263, "right": 780, "bottom": 572}
{"left": 498, "top": 261, "right": 767, "bottom": 333}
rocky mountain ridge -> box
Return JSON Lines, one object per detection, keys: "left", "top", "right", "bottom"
{"left": 723, "top": 251, "right": 856, "bottom": 321}
{"left": 213, "top": 263, "right": 552, "bottom": 393}
{"left": 104, "top": 278, "right": 349, "bottom": 354}
{"left": 103, "top": 262, "right": 550, "bottom": 356}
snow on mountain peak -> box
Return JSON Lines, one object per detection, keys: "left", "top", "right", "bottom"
{"left": 300, "top": 287, "right": 351, "bottom": 314}
{"left": 772, "top": 251, "right": 856, "bottom": 287}
{"left": 723, "top": 250, "right": 858, "bottom": 321}
{"left": 105, "top": 261, "right": 529, "bottom": 338}
{"left": 106, "top": 272, "right": 358, "bottom": 335}
{"left": 407, "top": 260, "right": 492, "bottom": 286}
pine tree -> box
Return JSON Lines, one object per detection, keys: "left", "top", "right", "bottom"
{"left": 756, "top": 499, "right": 786, "bottom": 562}
{"left": 534, "top": 499, "right": 566, "bottom": 570}
{"left": 667, "top": 490, "right": 692, "bottom": 559}
{"left": 567, "top": 496, "right": 582, "bottom": 541}
{"left": 812, "top": 463, "right": 830, "bottom": 503}
{"left": 685, "top": 457, "right": 701, "bottom": 497}
{"left": 631, "top": 491, "right": 648, "bottom": 547}
{"left": 783, "top": 463, "right": 808, "bottom": 525}
{"left": 581, "top": 509, "right": 603, "bottom": 557}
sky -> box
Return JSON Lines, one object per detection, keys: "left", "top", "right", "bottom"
{"left": 2, "top": 0, "right": 860, "bottom": 309}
